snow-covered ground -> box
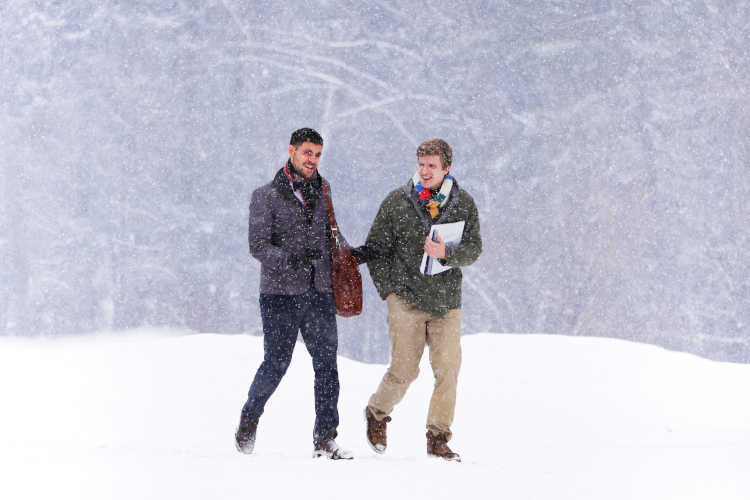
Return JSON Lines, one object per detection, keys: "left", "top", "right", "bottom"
{"left": 1, "top": 332, "right": 748, "bottom": 499}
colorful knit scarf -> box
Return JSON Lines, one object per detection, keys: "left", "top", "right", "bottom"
{"left": 412, "top": 171, "right": 454, "bottom": 218}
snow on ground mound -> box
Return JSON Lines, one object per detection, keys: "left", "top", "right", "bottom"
{"left": 1, "top": 332, "right": 748, "bottom": 499}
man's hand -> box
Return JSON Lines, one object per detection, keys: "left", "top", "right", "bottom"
{"left": 351, "top": 244, "right": 382, "bottom": 264}
{"left": 288, "top": 248, "right": 323, "bottom": 270}
{"left": 424, "top": 234, "right": 447, "bottom": 260}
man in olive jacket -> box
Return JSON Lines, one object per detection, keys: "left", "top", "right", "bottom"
{"left": 364, "top": 139, "right": 482, "bottom": 462}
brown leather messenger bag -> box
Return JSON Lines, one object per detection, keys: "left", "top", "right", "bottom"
{"left": 321, "top": 182, "right": 363, "bottom": 317}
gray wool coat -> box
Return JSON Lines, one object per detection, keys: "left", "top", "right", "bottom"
{"left": 248, "top": 167, "right": 348, "bottom": 295}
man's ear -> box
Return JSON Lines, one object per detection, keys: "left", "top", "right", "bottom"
{"left": 288, "top": 144, "right": 296, "bottom": 158}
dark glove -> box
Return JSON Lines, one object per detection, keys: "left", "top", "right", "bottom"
{"left": 288, "top": 248, "right": 323, "bottom": 270}
{"left": 350, "top": 244, "right": 382, "bottom": 265}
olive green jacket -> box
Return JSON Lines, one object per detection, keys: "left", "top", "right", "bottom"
{"left": 365, "top": 178, "right": 482, "bottom": 317}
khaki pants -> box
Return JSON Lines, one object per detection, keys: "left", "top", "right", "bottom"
{"left": 367, "top": 294, "right": 462, "bottom": 440}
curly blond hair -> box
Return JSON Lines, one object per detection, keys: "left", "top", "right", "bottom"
{"left": 416, "top": 139, "right": 452, "bottom": 169}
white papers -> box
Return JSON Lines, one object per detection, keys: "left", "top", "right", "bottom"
{"left": 421, "top": 221, "right": 465, "bottom": 275}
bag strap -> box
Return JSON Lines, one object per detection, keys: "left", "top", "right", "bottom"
{"left": 321, "top": 180, "right": 341, "bottom": 249}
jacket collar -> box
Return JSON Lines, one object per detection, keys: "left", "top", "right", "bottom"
{"left": 272, "top": 164, "right": 300, "bottom": 202}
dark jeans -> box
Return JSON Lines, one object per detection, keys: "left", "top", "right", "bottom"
{"left": 242, "top": 289, "right": 340, "bottom": 443}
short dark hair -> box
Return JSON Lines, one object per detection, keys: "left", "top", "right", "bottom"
{"left": 290, "top": 128, "right": 324, "bottom": 148}
{"left": 416, "top": 138, "right": 452, "bottom": 169}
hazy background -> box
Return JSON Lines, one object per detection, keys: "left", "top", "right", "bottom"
{"left": 1, "top": 0, "right": 748, "bottom": 363}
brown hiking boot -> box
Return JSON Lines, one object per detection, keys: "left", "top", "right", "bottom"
{"left": 235, "top": 414, "right": 258, "bottom": 454}
{"left": 364, "top": 407, "right": 391, "bottom": 454}
{"left": 313, "top": 428, "right": 353, "bottom": 460}
{"left": 427, "top": 431, "right": 461, "bottom": 462}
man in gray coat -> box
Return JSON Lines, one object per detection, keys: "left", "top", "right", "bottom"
{"left": 234, "top": 128, "right": 378, "bottom": 460}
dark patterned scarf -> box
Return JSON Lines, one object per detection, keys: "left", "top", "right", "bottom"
{"left": 284, "top": 160, "right": 323, "bottom": 213}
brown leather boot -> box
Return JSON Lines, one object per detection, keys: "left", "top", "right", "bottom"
{"left": 427, "top": 431, "right": 461, "bottom": 462}
{"left": 235, "top": 414, "right": 258, "bottom": 454}
{"left": 313, "top": 428, "right": 353, "bottom": 460}
{"left": 364, "top": 407, "right": 391, "bottom": 454}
